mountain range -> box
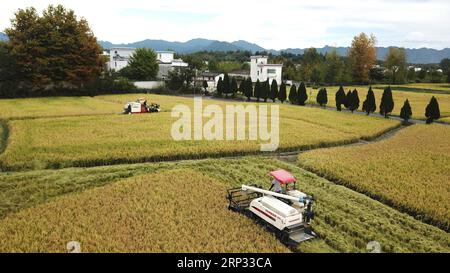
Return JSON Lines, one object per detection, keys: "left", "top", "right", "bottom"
{"left": 98, "top": 38, "right": 450, "bottom": 64}
{"left": 1, "top": 31, "right": 449, "bottom": 64}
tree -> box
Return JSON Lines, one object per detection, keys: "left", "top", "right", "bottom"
{"left": 223, "top": 73, "right": 230, "bottom": 97}
{"left": 385, "top": 47, "right": 407, "bottom": 84}
{"left": 120, "top": 48, "right": 159, "bottom": 81}
{"left": 217, "top": 77, "right": 223, "bottom": 96}
{"left": 288, "top": 84, "right": 297, "bottom": 104}
{"left": 335, "top": 85, "right": 346, "bottom": 111}
{"left": 0, "top": 42, "right": 20, "bottom": 96}
{"left": 255, "top": 79, "right": 261, "bottom": 102}
{"left": 166, "top": 67, "right": 194, "bottom": 91}
{"left": 5, "top": 5, "right": 104, "bottom": 92}
{"left": 369, "top": 66, "right": 385, "bottom": 82}
{"left": 311, "top": 67, "right": 321, "bottom": 83}
{"left": 230, "top": 77, "right": 238, "bottom": 98}
{"left": 348, "top": 89, "right": 360, "bottom": 113}
{"left": 425, "top": 96, "right": 440, "bottom": 124}
{"left": 299, "top": 48, "right": 322, "bottom": 82}
{"left": 316, "top": 88, "right": 328, "bottom": 107}
{"left": 344, "top": 90, "right": 352, "bottom": 109}
{"left": 348, "top": 33, "right": 377, "bottom": 84}
{"left": 323, "top": 50, "right": 344, "bottom": 84}
{"left": 202, "top": 80, "right": 208, "bottom": 93}
{"left": 262, "top": 79, "right": 270, "bottom": 102}
{"left": 278, "top": 82, "right": 287, "bottom": 103}
{"left": 270, "top": 80, "right": 279, "bottom": 102}
{"left": 244, "top": 78, "right": 253, "bottom": 101}
{"left": 440, "top": 58, "right": 450, "bottom": 83}
{"left": 362, "top": 86, "right": 376, "bottom": 115}
{"left": 297, "top": 82, "right": 308, "bottom": 105}
{"left": 380, "top": 86, "right": 395, "bottom": 118}
{"left": 407, "top": 67, "right": 416, "bottom": 83}
{"left": 400, "top": 99, "right": 412, "bottom": 123}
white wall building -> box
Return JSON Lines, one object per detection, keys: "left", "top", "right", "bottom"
{"left": 250, "top": 56, "right": 283, "bottom": 85}
{"left": 107, "top": 48, "right": 188, "bottom": 79}
{"left": 108, "top": 47, "right": 135, "bottom": 71}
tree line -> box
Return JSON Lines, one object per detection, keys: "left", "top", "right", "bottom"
{"left": 215, "top": 74, "right": 442, "bottom": 124}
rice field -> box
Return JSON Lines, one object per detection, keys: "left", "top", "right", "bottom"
{"left": 298, "top": 124, "right": 450, "bottom": 230}
{"left": 0, "top": 96, "right": 121, "bottom": 120}
{"left": 0, "top": 169, "right": 289, "bottom": 253}
{"left": 304, "top": 85, "right": 450, "bottom": 120}
{"left": 0, "top": 92, "right": 448, "bottom": 253}
{"left": 0, "top": 157, "right": 448, "bottom": 253}
{"left": 0, "top": 96, "right": 399, "bottom": 170}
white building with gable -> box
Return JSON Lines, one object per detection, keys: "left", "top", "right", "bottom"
{"left": 250, "top": 56, "right": 283, "bottom": 85}
{"left": 107, "top": 48, "right": 188, "bottom": 79}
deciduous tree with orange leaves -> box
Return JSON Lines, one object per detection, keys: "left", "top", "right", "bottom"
{"left": 348, "top": 33, "right": 377, "bottom": 84}
{"left": 5, "top": 5, "right": 104, "bottom": 93}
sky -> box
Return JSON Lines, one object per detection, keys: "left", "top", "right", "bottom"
{"left": 1, "top": 0, "right": 449, "bottom": 50}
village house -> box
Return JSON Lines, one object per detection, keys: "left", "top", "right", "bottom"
{"left": 196, "top": 72, "right": 224, "bottom": 92}
{"left": 106, "top": 48, "right": 188, "bottom": 79}
{"left": 250, "top": 56, "right": 283, "bottom": 85}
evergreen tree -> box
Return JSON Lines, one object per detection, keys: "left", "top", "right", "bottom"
{"left": 270, "top": 80, "right": 279, "bottom": 102}
{"left": 362, "top": 86, "right": 376, "bottom": 115}
{"left": 278, "top": 82, "right": 287, "bottom": 103}
{"left": 202, "top": 80, "right": 208, "bottom": 95}
{"left": 400, "top": 99, "right": 412, "bottom": 123}
{"left": 262, "top": 79, "right": 270, "bottom": 102}
{"left": 217, "top": 77, "right": 223, "bottom": 96}
{"left": 230, "top": 77, "right": 238, "bottom": 98}
{"left": 255, "top": 79, "right": 261, "bottom": 102}
{"left": 344, "top": 90, "right": 352, "bottom": 109}
{"left": 223, "top": 73, "right": 230, "bottom": 97}
{"left": 425, "top": 96, "right": 441, "bottom": 124}
{"left": 297, "top": 82, "right": 308, "bottom": 105}
{"left": 348, "top": 89, "right": 360, "bottom": 113}
{"left": 288, "top": 84, "right": 297, "bottom": 104}
{"left": 316, "top": 88, "right": 328, "bottom": 106}
{"left": 335, "top": 85, "right": 346, "bottom": 111}
{"left": 380, "top": 86, "right": 395, "bottom": 118}
{"left": 244, "top": 78, "right": 253, "bottom": 101}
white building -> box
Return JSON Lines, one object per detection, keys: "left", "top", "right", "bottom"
{"left": 250, "top": 56, "right": 283, "bottom": 85}
{"left": 108, "top": 47, "right": 135, "bottom": 71}
{"left": 107, "top": 48, "right": 188, "bottom": 79}
{"left": 196, "top": 72, "right": 224, "bottom": 92}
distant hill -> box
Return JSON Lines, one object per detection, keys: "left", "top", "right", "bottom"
{"left": 1, "top": 31, "right": 448, "bottom": 64}
{"left": 100, "top": 38, "right": 450, "bottom": 64}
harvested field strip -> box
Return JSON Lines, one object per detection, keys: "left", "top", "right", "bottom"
{"left": 299, "top": 124, "right": 450, "bottom": 231}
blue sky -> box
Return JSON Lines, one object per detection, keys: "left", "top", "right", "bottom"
{"left": 1, "top": 0, "right": 449, "bottom": 49}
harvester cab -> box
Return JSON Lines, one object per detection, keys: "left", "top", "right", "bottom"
{"left": 227, "top": 169, "right": 316, "bottom": 246}
{"left": 124, "top": 98, "right": 160, "bottom": 114}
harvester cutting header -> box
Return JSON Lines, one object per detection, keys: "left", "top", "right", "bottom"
{"left": 227, "top": 169, "right": 316, "bottom": 246}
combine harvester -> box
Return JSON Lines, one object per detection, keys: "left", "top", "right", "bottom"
{"left": 124, "top": 98, "right": 160, "bottom": 114}
{"left": 227, "top": 169, "right": 316, "bottom": 246}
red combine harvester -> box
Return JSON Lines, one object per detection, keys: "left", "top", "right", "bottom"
{"left": 123, "top": 98, "right": 160, "bottom": 114}
{"left": 227, "top": 169, "right": 316, "bottom": 246}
